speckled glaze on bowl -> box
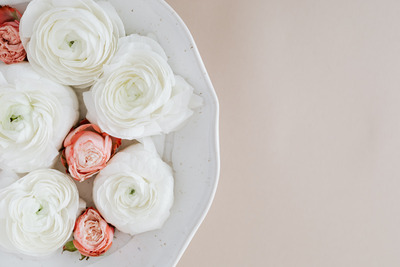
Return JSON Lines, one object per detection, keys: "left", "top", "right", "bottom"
{"left": 1, "top": 0, "right": 219, "bottom": 266}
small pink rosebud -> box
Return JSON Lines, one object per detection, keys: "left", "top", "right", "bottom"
{"left": 0, "top": 6, "right": 26, "bottom": 64}
{"left": 72, "top": 208, "right": 114, "bottom": 257}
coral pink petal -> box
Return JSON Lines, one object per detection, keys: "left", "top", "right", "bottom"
{"left": 103, "top": 135, "right": 113, "bottom": 162}
{"left": 91, "top": 123, "right": 102, "bottom": 133}
{"left": 64, "top": 124, "right": 95, "bottom": 146}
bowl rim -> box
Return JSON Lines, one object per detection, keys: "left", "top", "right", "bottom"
{"left": 158, "top": 0, "right": 220, "bottom": 266}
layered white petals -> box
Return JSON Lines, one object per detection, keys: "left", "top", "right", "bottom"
{"left": 20, "top": 0, "right": 125, "bottom": 88}
{"left": 0, "top": 168, "right": 18, "bottom": 190}
{"left": 0, "top": 63, "right": 78, "bottom": 173}
{"left": 0, "top": 169, "right": 82, "bottom": 257}
{"left": 84, "top": 34, "right": 202, "bottom": 139}
{"left": 93, "top": 138, "right": 174, "bottom": 235}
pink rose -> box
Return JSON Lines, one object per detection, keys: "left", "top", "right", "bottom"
{"left": 0, "top": 6, "right": 26, "bottom": 64}
{"left": 61, "top": 120, "right": 121, "bottom": 182}
{"left": 73, "top": 208, "right": 114, "bottom": 257}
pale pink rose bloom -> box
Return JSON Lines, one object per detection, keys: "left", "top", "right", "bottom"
{"left": 73, "top": 207, "right": 114, "bottom": 257}
{"left": 0, "top": 20, "right": 26, "bottom": 64}
{"left": 61, "top": 122, "right": 121, "bottom": 182}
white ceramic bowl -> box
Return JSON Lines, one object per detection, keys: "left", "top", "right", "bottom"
{"left": 0, "top": 0, "right": 220, "bottom": 266}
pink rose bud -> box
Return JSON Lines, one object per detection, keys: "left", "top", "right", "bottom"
{"left": 0, "top": 6, "right": 26, "bottom": 64}
{"left": 0, "top": 6, "right": 22, "bottom": 24}
{"left": 72, "top": 208, "right": 114, "bottom": 258}
{"left": 61, "top": 120, "right": 121, "bottom": 182}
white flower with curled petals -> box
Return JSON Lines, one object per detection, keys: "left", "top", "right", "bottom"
{"left": 19, "top": 0, "right": 125, "bottom": 88}
{"left": 0, "top": 63, "right": 79, "bottom": 173}
{"left": 84, "top": 34, "right": 202, "bottom": 139}
{"left": 0, "top": 169, "right": 84, "bottom": 257}
{"left": 93, "top": 138, "right": 174, "bottom": 235}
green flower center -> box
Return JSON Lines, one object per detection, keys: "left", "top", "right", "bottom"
{"left": 10, "top": 115, "right": 22, "bottom": 123}
{"left": 36, "top": 205, "right": 43, "bottom": 215}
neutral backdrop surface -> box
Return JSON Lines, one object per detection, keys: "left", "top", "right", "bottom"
{"left": 167, "top": 0, "right": 400, "bottom": 266}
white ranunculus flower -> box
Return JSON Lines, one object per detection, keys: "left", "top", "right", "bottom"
{"left": 84, "top": 34, "right": 202, "bottom": 139}
{"left": 0, "top": 63, "right": 79, "bottom": 173}
{"left": 19, "top": 0, "right": 125, "bottom": 88}
{"left": 93, "top": 138, "right": 174, "bottom": 235}
{"left": 0, "top": 169, "right": 83, "bottom": 257}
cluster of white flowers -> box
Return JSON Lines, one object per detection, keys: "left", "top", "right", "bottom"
{"left": 0, "top": 0, "right": 201, "bottom": 258}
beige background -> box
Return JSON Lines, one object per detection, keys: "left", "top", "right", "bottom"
{"left": 168, "top": 0, "right": 400, "bottom": 266}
